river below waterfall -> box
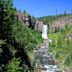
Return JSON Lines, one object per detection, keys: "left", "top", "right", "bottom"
{"left": 33, "top": 39, "right": 62, "bottom": 72}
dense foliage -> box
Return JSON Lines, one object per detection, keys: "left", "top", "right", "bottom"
{"left": 0, "top": 0, "right": 42, "bottom": 72}
{"left": 12, "top": 22, "right": 42, "bottom": 51}
{"left": 48, "top": 25, "right": 72, "bottom": 69}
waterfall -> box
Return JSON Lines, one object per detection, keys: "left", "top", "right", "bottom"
{"left": 42, "top": 25, "right": 48, "bottom": 39}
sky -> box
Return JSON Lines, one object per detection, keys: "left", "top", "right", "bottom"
{"left": 13, "top": 0, "right": 72, "bottom": 17}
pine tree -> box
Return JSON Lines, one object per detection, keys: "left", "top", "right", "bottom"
{"left": 0, "top": 1, "right": 16, "bottom": 71}
{"left": 0, "top": 0, "right": 16, "bottom": 40}
{"left": 0, "top": 0, "right": 32, "bottom": 71}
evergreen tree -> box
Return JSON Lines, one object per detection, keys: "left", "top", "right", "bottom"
{"left": 0, "top": 0, "right": 43, "bottom": 71}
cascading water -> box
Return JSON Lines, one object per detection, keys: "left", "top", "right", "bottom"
{"left": 42, "top": 25, "right": 48, "bottom": 39}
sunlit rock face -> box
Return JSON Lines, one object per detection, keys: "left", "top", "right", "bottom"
{"left": 35, "top": 19, "right": 43, "bottom": 32}
{"left": 42, "top": 25, "right": 48, "bottom": 39}
{"left": 49, "top": 16, "right": 72, "bottom": 33}
{"left": 35, "top": 19, "right": 38, "bottom": 30}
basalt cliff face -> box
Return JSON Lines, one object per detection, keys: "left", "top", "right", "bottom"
{"left": 16, "top": 12, "right": 43, "bottom": 32}
{"left": 49, "top": 15, "right": 72, "bottom": 32}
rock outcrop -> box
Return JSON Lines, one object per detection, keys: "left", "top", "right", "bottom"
{"left": 16, "top": 12, "right": 43, "bottom": 32}
{"left": 49, "top": 15, "right": 72, "bottom": 32}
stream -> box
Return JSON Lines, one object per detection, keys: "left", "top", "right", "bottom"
{"left": 33, "top": 39, "right": 62, "bottom": 72}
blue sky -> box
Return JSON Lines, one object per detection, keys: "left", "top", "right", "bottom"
{"left": 13, "top": 0, "right": 72, "bottom": 17}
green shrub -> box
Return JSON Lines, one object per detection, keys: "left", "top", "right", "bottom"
{"left": 5, "top": 57, "right": 21, "bottom": 72}
{"left": 55, "top": 51, "right": 60, "bottom": 58}
{"left": 48, "top": 25, "right": 72, "bottom": 67}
